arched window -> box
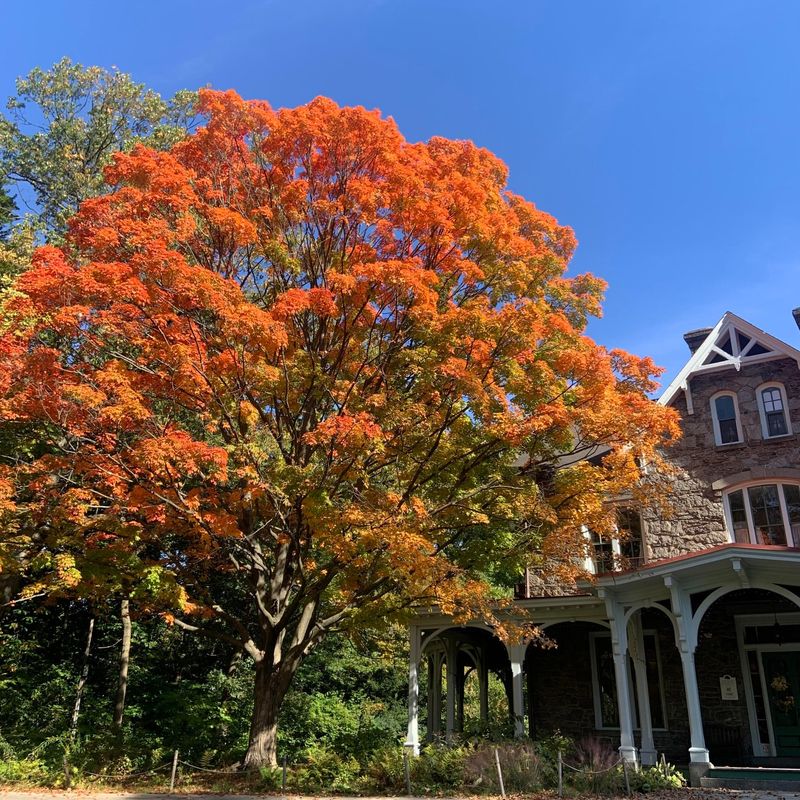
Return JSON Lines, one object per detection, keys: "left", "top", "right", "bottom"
{"left": 710, "top": 391, "right": 743, "bottom": 445}
{"left": 756, "top": 382, "right": 791, "bottom": 439}
{"left": 724, "top": 482, "right": 800, "bottom": 546}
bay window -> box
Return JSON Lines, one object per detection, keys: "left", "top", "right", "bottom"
{"left": 724, "top": 482, "right": 800, "bottom": 546}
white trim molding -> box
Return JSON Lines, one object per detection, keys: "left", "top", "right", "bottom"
{"left": 660, "top": 312, "right": 800, "bottom": 409}
{"left": 756, "top": 381, "right": 792, "bottom": 440}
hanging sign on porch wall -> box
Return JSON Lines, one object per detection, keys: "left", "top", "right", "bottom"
{"left": 720, "top": 675, "right": 738, "bottom": 700}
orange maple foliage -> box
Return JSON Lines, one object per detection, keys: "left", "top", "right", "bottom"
{"left": 0, "top": 90, "right": 679, "bottom": 765}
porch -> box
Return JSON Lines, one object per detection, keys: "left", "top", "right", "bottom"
{"left": 405, "top": 544, "right": 800, "bottom": 784}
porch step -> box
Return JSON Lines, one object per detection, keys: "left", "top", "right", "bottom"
{"left": 701, "top": 766, "right": 800, "bottom": 790}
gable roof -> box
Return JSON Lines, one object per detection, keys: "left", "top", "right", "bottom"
{"left": 658, "top": 311, "right": 800, "bottom": 412}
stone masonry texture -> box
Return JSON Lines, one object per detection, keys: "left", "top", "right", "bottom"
{"left": 643, "top": 357, "right": 800, "bottom": 560}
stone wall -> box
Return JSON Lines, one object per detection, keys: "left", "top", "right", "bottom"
{"left": 643, "top": 609, "right": 691, "bottom": 763}
{"left": 527, "top": 621, "right": 604, "bottom": 741}
{"left": 694, "top": 595, "right": 752, "bottom": 761}
{"left": 644, "top": 357, "right": 800, "bottom": 560}
{"left": 526, "top": 615, "right": 691, "bottom": 762}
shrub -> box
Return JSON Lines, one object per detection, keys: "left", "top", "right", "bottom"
{"left": 0, "top": 758, "right": 53, "bottom": 786}
{"left": 533, "top": 730, "right": 574, "bottom": 787}
{"left": 629, "top": 763, "right": 687, "bottom": 791}
{"left": 257, "top": 765, "right": 284, "bottom": 790}
{"left": 464, "top": 742, "right": 544, "bottom": 793}
{"left": 567, "top": 736, "right": 623, "bottom": 794}
{"left": 412, "top": 742, "right": 469, "bottom": 789}
{"left": 294, "top": 746, "right": 361, "bottom": 792}
{"left": 364, "top": 745, "right": 406, "bottom": 791}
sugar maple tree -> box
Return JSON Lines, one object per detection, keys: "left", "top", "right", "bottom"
{"left": 0, "top": 90, "right": 679, "bottom": 766}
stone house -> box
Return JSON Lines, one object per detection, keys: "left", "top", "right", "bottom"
{"left": 405, "top": 311, "right": 800, "bottom": 782}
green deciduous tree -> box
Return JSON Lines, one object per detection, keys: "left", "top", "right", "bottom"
{"left": 0, "top": 57, "right": 196, "bottom": 241}
{"left": 0, "top": 59, "right": 197, "bottom": 736}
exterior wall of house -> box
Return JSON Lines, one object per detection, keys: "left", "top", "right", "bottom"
{"left": 526, "top": 614, "right": 692, "bottom": 763}
{"left": 694, "top": 594, "right": 753, "bottom": 762}
{"left": 408, "top": 319, "right": 800, "bottom": 773}
{"left": 646, "top": 611, "right": 690, "bottom": 763}
{"left": 527, "top": 622, "right": 602, "bottom": 739}
{"left": 643, "top": 357, "right": 800, "bottom": 560}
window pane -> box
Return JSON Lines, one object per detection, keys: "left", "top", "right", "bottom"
{"left": 763, "top": 388, "right": 784, "bottom": 413}
{"left": 767, "top": 411, "right": 788, "bottom": 437}
{"left": 748, "top": 649, "right": 771, "bottom": 745}
{"left": 715, "top": 396, "right": 739, "bottom": 443}
{"left": 719, "top": 418, "right": 740, "bottom": 443}
{"left": 591, "top": 531, "right": 615, "bottom": 573}
{"left": 618, "top": 509, "right": 643, "bottom": 567}
{"left": 747, "top": 484, "right": 786, "bottom": 545}
{"left": 594, "top": 634, "right": 666, "bottom": 730}
{"left": 715, "top": 395, "right": 736, "bottom": 420}
{"left": 728, "top": 489, "right": 750, "bottom": 543}
{"left": 783, "top": 485, "right": 800, "bottom": 547}
{"left": 593, "top": 636, "right": 619, "bottom": 727}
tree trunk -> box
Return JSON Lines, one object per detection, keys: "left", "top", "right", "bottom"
{"left": 112, "top": 598, "right": 131, "bottom": 730}
{"left": 242, "top": 659, "right": 294, "bottom": 769}
{"left": 69, "top": 614, "right": 95, "bottom": 743}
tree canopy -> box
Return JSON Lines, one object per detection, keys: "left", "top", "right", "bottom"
{"left": 0, "top": 56, "right": 196, "bottom": 243}
{"left": 0, "top": 88, "right": 679, "bottom": 765}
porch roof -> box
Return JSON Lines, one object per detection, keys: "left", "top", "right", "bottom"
{"left": 412, "top": 544, "right": 800, "bottom": 630}
{"left": 590, "top": 543, "right": 800, "bottom": 604}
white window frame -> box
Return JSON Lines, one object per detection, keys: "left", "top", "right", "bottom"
{"left": 583, "top": 510, "right": 645, "bottom": 575}
{"left": 588, "top": 630, "right": 667, "bottom": 731}
{"left": 723, "top": 480, "right": 800, "bottom": 546}
{"left": 710, "top": 390, "right": 743, "bottom": 446}
{"left": 756, "top": 382, "right": 791, "bottom": 440}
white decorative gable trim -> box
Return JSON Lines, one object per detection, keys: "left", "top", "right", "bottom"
{"left": 659, "top": 312, "right": 800, "bottom": 413}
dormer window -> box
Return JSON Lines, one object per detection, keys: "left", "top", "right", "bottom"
{"left": 757, "top": 383, "right": 791, "bottom": 439}
{"left": 711, "top": 391, "right": 742, "bottom": 445}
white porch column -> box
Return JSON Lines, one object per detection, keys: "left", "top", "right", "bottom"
{"left": 507, "top": 643, "right": 527, "bottom": 738}
{"left": 665, "top": 576, "right": 710, "bottom": 781}
{"left": 600, "top": 589, "right": 638, "bottom": 764}
{"left": 405, "top": 625, "right": 421, "bottom": 755}
{"left": 445, "top": 638, "right": 457, "bottom": 741}
{"left": 680, "top": 650, "right": 708, "bottom": 761}
{"left": 429, "top": 651, "right": 443, "bottom": 738}
{"left": 629, "top": 611, "right": 656, "bottom": 765}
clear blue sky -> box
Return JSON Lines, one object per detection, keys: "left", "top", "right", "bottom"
{"left": 3, "top": 0, "right": 800, "bottom": 389}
